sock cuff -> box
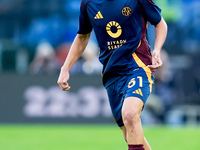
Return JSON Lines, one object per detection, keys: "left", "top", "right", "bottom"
{"left": 128, "top": 144, "right": 144, "bottom": 150}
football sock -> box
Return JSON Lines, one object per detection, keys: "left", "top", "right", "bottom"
{"left": 128, "top": 144, "right": 145, "bottom": 150}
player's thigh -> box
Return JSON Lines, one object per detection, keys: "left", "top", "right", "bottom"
{"left": 122, "top": 97, "right": 144, "bottom": 118}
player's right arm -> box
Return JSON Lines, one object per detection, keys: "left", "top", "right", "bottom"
{"left": 57, "top": 33, "right": 91, "bottom": 91}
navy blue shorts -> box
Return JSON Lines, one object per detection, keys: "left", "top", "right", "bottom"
{"left": 106, "top": 67, "right": 154, "bottom": 127}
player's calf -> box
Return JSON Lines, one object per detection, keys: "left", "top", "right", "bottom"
{"left": 122, "top": 97, "right": 144, "bottom": 148}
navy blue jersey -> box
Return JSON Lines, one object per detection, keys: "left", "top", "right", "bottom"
{"left": 78, "top": 0, "right": 161, "bottom": 87}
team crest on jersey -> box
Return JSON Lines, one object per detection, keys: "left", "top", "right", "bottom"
{"left": 122, "top": 6, "right": 132, "bottom": 17}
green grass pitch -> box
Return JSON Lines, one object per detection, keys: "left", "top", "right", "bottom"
{"left": 0, "top": 125, "right": 199, "bottom": 150}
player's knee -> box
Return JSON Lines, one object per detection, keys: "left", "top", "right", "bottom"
{"left": 122, "top": 109, "right": 140, "bottom": 127}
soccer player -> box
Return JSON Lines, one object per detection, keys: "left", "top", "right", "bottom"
{"left": 57, "top": 0, "right": 167, "bottom": 150}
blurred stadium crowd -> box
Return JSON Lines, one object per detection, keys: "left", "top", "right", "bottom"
{"left": 0, "top": 0, "right": 200, "bottom": 125}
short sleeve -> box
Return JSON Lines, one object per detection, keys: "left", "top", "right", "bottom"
{"left": 77, "top": 1, "right": 93, "bottom": 34}
{"left": 138, "top": 0, "right": 162, "bottom": 25}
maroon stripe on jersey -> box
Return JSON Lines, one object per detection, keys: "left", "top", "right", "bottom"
{"left": 80, "top": 0, "right": 92, "bottom": 11}
{"left": 147, "top": 0, "right": 154, "bottom": 5}
{"left": 135, "top": 16, "right": 155, "bottom": 74}
{"left": 137, "top": 0, "right": 154, "bottom": 5}
{"left": 85, "top": 0, "right": 92, "bottom": 10}
{"left": 80, "top": 0, "right": 84, "bottom": 8}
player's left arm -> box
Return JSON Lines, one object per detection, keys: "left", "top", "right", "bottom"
{"left": 148, "top": 17, "right": 168, "bottom": 69}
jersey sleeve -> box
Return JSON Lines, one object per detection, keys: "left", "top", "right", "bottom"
{"left": 77, "top": 1, "right": 93, "bottom": 34}
{"left": 138, "top": 0, "right": 162, "bottom": 25}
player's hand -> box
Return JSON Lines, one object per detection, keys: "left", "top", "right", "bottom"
{"left": 148, "top": 49, "right": 163, "bottom": 69}
{"left": 57, "top": 68, "right": 71, "bottom": 91}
